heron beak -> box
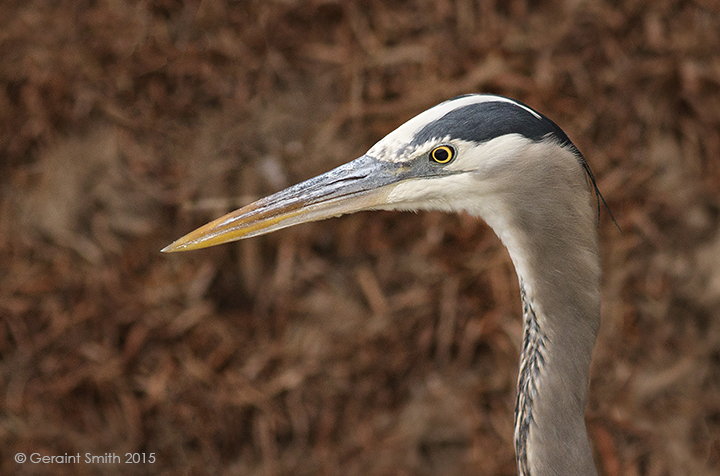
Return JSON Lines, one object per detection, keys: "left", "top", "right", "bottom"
{"left": 162, "top": 155, "right": 403, "bottom": 252}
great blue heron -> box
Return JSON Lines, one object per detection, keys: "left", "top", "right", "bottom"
{"left": 164, "top": 94, "right": 602, "bottom": 476}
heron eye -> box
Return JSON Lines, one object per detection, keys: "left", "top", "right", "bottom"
{"left": 430, "top": 145, "right": 454, "bottom": 164}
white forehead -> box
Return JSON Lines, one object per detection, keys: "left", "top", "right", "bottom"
{"left": 366, "top": 94, "right": 540, "bottom": 161}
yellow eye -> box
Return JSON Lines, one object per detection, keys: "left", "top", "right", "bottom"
{"left": 430, "top": 145, "right": 454, "bottom": 164}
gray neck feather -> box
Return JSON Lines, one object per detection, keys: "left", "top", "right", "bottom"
{"left": 514, "top": 279, "right": 548, "bottom": 476}
{"left": 478, "top": 142, "right": 601, "bottom": 476}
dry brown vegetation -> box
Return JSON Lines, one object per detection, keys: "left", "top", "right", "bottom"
{"left": 2, "top": 1, "right": 720, "bottom": 475}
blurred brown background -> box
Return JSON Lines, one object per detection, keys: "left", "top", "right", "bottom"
{"left": 2, "top": 1, "right": 719, "bottom": 475}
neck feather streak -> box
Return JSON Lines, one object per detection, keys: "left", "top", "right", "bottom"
{"left": 514, "top": 280, "right": 548, "bottom": 476}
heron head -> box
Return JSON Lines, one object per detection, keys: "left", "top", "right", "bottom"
{"left": 162, "top": 94, "right": 586, "bottom": 252}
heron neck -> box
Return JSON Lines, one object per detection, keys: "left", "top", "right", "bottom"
{"left": 502, "top": 210, "right": 601, "bottom": 476}
{"left": 467, "top": 141, "right": 602, "bottom": 475}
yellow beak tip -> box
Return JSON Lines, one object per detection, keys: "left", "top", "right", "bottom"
{"left": 161, "top": 233, "right": 208, "bottom": 252}
{"left": 161, "top": 240, "right": 192, "bottom": 253}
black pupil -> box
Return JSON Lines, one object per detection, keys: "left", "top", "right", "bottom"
{"left": 434, "top": 148, "right": 449, "bottom": 162}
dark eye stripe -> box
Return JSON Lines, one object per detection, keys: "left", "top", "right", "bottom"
{"left": 410, "top": 100, "right": 572, "bottom": 151}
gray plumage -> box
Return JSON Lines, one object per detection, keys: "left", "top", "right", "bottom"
{"left": 164, "top": 94, "right": 602, "bottom": 476}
